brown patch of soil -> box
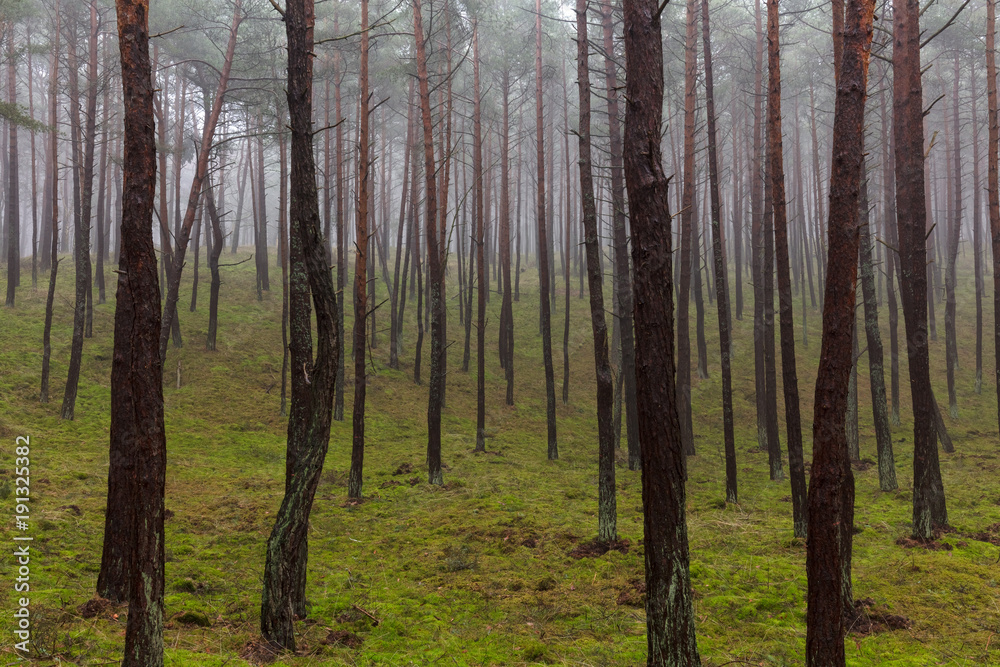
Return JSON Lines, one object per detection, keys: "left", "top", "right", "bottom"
{"left": 846, "top": 598, "right": 912, "bottom": 636}
{"left": 851, "top": 458, "right": 875, "bottom": 472}
{"left": 961, "top": 522, "right": 1000, "bottom": 546}
{"left": 392, "top": 463, "right": 413, "bottom": 475}
{"left": 239, "top": 638, "right": 280, "bottom": 665}
{"left": 407, "top": 476, "right": 420, "bottom": 486}
{"left": 568, "top": 538, "right": 631, "bottom": 559}
{"left": 379, "top": 479, "right": 402, "bottom": 489}
{"left": 77, "top": 597, "right": 118, "bottom": 620}
{"left": 616, "top": 579, "right": 646, "bottom": 607}
{"left": 321, "top": 630, "right": 363, "bottom": 649}
{"left": 895, "top": 536, "right": 952, "bottom": 551}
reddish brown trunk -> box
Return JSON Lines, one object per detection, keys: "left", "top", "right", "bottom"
{"left": 806, "top": 3, "right": 873, "bottom": 663}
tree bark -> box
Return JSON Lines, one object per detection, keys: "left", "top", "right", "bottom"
{"left": 702, "top": 0, "right": 737, "bottom": 504}
{"left": 894, "top": 0, "right": 947, "bottom": 540}
{"left": 806, "top": 2, "right": 873, "bottom": 662}
{"left": 260, "top": 0, "right": 339, "bottom": 648}
{"left": 622, "top": 0, "right": 701, "bottom": 660}
{"left": 105, "top": 1, "right": 167, "bottom": 664}
{"left": 576, "top": 0, "right": 617, "bottom": 542}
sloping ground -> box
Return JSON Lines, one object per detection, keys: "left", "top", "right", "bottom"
{"left": 1, "top": 252, "right": 998, "bottom": 666}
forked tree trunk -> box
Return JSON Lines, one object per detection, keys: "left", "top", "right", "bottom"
{"left": 260, "top": 0, "right": 339, "bottom": 649}
{"left": 806, "top": 2, "right": 873, "bottom": 662}
{"left": 158, "top": 5, "right": 242, "bottom": 363}
{"left": 622, "top": 0, "right": 701, "bottom": 660}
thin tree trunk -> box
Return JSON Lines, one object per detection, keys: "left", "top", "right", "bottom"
{"left": 349, "top": 0, "right": 370, "bottom": 501}
{"left": 767, "top": 0, "right": 805, "bottom": 535}
{"left": 577, "top": 0, "right": 617, "bottom": 542}
{"left": 702, "top": 0, "right": 737, "bottom": 504}
{"left": 40, "top": 4, "right": 60, "bottom": 405}
{"left": 473, "top": 22, "right": 486, "bottom": 451}
{"left": 677, "top": 0, "right": 697, "bottom": 456}
{"left": 535, "top": 0, "right": 557, "bottom": 460}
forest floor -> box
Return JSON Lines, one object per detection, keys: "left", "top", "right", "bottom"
{"left": 1, "top": 249, "right": 999, "bottom": 666}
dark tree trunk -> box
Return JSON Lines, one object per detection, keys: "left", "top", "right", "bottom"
{"left": 158, "top": 9, "right": 241, "bottom": 363}
{"left": 806, "top": 2, "right": 873, "bottom": 663}
{"left": 622, "top": 0, "right": 701, "bottom": 660}
{"left": 333, "top": 26, "right": 346, "bottom": 421}
{"left": 971, "top": 63, "right": 984, "bottom": 396}
{"left": 576, "top": 0, "right": 617, "bottom": 542}
{"left": 206, "top": 178, "right": 224, "bottom": 351}
{"left": 535, "top": 0, "right": 558, "bottom": 460}
{"left": 260, "top": 0, "right": 339, "bottom": 649}
{"left": 767, "top": 0, "right": 805, "bottom": 535}
{"left": 602, "top": 0, "right": 639, "bottom": 470}
{"left": 40, "top": 4, "right": 60, "bottom": 405}
{"left": 499, "top": 73, "right": 514, "bottom": 406}
{"left": 880, "top": 87, "right": 902, "bottom": 426}
{"left": 859, "top": 170, "right": 897, "bottom": 491}
{"left": 349, "top": 0, "right": 370, "bottom": 501}
{"left": 104, "top": 1, "right": 167, "bottom": 664}
{"left": 473, "top": 22, "right": 487, "bottom": 451}
{"left": 944, "top": 53, "right": 962, "bottom": 419}
{"left": 702, "top": 0, "right": 737, "bottom": 504}
{"left": 5, "top": 21, "right": 20, "bottom": 307}
{"left": 414, "top": 0, "right": 445, "bottom": 484}
{"left": 677, "top": 0, "right": 697, "bottom": 456}
{"left": 390, "top": 85, "right": 414, "bottom": 371}
{"left": 61, "top": 13, "right": 94, "bottom": 420}
{"left": 894, "top": 0, "right": 947, "bottom": 540}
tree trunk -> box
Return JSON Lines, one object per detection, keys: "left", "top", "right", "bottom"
{"left": 601, "top": 0, "right": 639, "bottom": 470}
{"left": 40, "top": 4, "right": 60, "bottom": 405}
{"left": 858, "top": 169, "right": 897, "bottom": 491}
{"left": 348, "top": 0, "right": 370, "bottom": 501}
{"left": 894, "top": 0, "right": 947, "bottom": 540}
{"left": 105, "top": 1, "right": 167, "bottom": 663}
{"left": 158, "top": 7, "right": 242, "bottom": 363}
{"left": 535, "top": 0, "right": 557, "bottom": 460}
{"left": 702, "top": 0, "right": 737, "bottom": 504}
{"left": 806, "top": 2, "right": 873, "bottom": 662}
{"left": 767, "top": 0, "right": 806, "bottom": 536}
{"left": 677, "top": 0, "right": 697, "bottom": 456}
{"left": 576, "top": 0, "right": 617, "bottom": 542}
{"left": 414, "top": 0, "right": 445, "bottom": 483}
{"left": 944, "top": 53, "right": 962, "bottom": 418}
{"left": 473, "top": 22, "right": 487, "bottom": 451}
{"left": 260, "top": 0, "right": 339, "bottom": 649}
{"left": 623, "top": 0, "right": 701, "bottom": 661}
{"left": 5, "top": 21, "right": 19, "bottom": 307}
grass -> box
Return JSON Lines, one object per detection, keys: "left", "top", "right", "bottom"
{"left": 1, "top": 245, "right": 999, "bottom": 666}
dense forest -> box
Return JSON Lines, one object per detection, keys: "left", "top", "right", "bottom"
{"left": 2, "top": 0, "right": 1000, "bottom": 664}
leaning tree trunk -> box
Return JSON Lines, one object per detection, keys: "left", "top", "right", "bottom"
{"left": 622, "top": 0, "right": 701, "bottom": 660}
{"left": 105, "top": 0, "right": 167, "bottom": 664}
{"left": 576, "top": 0, "right": 617, "bottom": 542}
{"left": 894, "top": 0, "right": 947, "bottom": 540}
{"left": 806, "top": 2, "right": 873, "bottom": 663}
{"left": 260, "top": 0, "right": 340, "bottom": 650}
